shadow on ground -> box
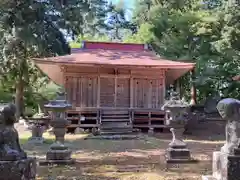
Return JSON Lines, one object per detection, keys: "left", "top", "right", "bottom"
{"left": 19, "top": 130, "right": 224, "bottom": 180}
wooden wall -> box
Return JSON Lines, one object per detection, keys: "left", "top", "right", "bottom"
{"left": 64, "top": 66, "right": 165, "bottom": 109}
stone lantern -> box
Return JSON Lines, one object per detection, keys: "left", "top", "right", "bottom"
{"left": 162, "top": 90, "right": 196, "bottom": 164}
{"left": 39, "top": 99, "right": 75, "bottom": 165}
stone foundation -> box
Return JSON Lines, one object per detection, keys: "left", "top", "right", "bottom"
{"left": 166, "top": 147, "right": 191, "bottom": 160}
{"left": 46, "top": 149, "right": 72, "bottom": 160}
{"left": 28, "top": 137, "right": 44, "bottom": 144}
{"left": 166, "top": 147, "right": 197, "bottom": 164}
{"left": 0, "top": 157, "right": 36, "bottom": 180}
{"left": 202, "top": 151, "right": 229, "bottom": 180}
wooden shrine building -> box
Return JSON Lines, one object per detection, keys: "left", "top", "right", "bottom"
{"left": 34, "top": 41, "right": 195, "bottom": 133}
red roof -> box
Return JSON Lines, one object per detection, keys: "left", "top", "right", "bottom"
{"left": 80, "top": 41, "right": 148, "bottom": 51}
{"left": 35, "top": 49, "right": 194, "bottom": 68}
{"left": 33, "top": 41, "right": 195, "bottom": 85}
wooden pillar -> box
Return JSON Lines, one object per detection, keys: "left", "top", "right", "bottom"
{"left": 175, "top": 79, "right": 181, "bottom": 95}
{"left": 130, "top": 77, "right": 133, "bottom": 108}
{"left": 114, "top": 71, "right": 117, "bottom": 108}
{"left": 60, "top": 65, "right": 68, "bottom": 101}
{"left": 97, "top": 75, "right": 100, "bottom": 108}
{"left": 190, "top": 68, "right": 197, "bottom": 105}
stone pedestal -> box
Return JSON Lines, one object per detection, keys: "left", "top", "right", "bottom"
{"left": 0, "top": 157, "right": 36, "bottom": 180}
{"left": 41, "top": 142, "right": 75, "bottom": 165}
{"left": 227, "top": 149, "right": 240, "bottom": 180}
{"left": 39, "top": 121, "right": 75, "bottom": 165}
{"left": 28, "top": 125, "right": 44, "bottom": 144}
{"left": 203, "top": 149, "right": 240, "bottom": 180}
{"left": 202, "top": 151, "right": 227, "bottom": 180}
{"left": 202, "top": 98, "right": 240, "bottom": 180}
{"left": 166, "top": 128, "right": 197, "bottom": 164}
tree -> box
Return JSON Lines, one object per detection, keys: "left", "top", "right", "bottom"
{"left": 106, "top": 0, "right": 135, "bottom": 41}
{"left": 58, "top": 0, "right": 109, "bottom": 40}
{"left": 0, "top": 0, "right": 113, "bottom": 118}
{"left": 129, "top": 0, "right": 240, "bottom": 102}
{"left": 0, "top": 0, "right": 71, "bottom": 118}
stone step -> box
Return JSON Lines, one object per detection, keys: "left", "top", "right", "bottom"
{"left": 101, "top": 125, "right": 132, "bottom": 130}
{"left": 84, "top": 134, "right": 142, "bottom": 140}
{"left": 101, "top": 118, "right": 130, "bottom": 122}
{"left": 100, "top": 130, "right": 133, "bottom": 135}
{"left": 101, "top": 122, "right": 130, "bottom": 128}
{"left": 100, "top": 126, "right": 132, "bottom": 131}
{"left": 102, "top": 110, "right": 129, "bottom": 115}
{"left": 102, "top": 115, "right": 129, "bottom": 119}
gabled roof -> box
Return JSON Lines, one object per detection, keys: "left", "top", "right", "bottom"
{"left": 33, "top": 41, "right": 195, "bottom": 85}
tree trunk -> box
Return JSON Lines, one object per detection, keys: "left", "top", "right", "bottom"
{"left": 15, "top": 79, "right": 24, "bottom": 121}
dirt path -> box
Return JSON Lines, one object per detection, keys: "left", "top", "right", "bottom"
{"left": 20, "top": 132, "right": 224, "bottom": 180}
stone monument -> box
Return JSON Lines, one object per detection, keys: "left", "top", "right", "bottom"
{"left": 39, "top": 94, "right": 75, "bottom": 165}
{"left": 202, "top": 98, "right": 240, "bottom": 180}
{"left": 162, "top": 90, "right": 196, "bottom": 164}
{"left": 0, "top": 103, "right": 36, "bottom": 180}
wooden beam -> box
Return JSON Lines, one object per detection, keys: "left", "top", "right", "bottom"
{"left": 114, "top": 70, "right": 117, "bottom": 107}
{"left": 97, "top": 73, "right": 100, "bottom": 108}
{"left": 190, "top": 68, "right": 197, "bottom": 105}
{"left": 162, "top": 71, "right": 166, "bottom": 107}
{"left": 130, "top": 75, "right": 133, "bottom": 108}
{"left": 148, "top": 80, "right": 152, "bottom": 108}
{"left": 62, "top": 63, "right": 177, "bottom": 70}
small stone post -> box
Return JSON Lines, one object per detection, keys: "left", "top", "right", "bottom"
{"left": 28, "top": 121, "right": 44, "bottom": 144}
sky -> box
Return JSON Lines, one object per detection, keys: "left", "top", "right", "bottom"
{"left": 109, "top": 0, "right": 134, "bottom": 19}
{"left": 110, "top": 0, "right": 134, "bottom": 8}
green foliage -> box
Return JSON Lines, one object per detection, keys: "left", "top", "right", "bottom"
{"left": 124, "top": 23, "right": 154, "bottom": 43}
{"left": 106, "top": 1, "right": 135, "bottom": 41}
{"left": 129, "top": 0, "right": 240, "bottom": 101}
{"left": 0, "top": 0, "right": 110, "bottom": 115}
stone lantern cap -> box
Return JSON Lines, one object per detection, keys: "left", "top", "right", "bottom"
{"left": 162, "top": 91, "right": 190, "bottom": 110}
{"left": 44, "top": 100, "right": 72, "bottom": 111}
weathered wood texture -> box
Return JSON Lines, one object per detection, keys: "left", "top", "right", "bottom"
{"left": 100, "top": 77, "right": 115, "bottom": 107}
{"left": 65, "top": 76, "right": 98, "bottom": 107}
{"left": 64, "top": 66, "right": 165, "bottom": 108}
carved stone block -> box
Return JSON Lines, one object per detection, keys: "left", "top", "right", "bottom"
{"left": 0, "top": 157, "right": 36, "bottom": 180}
{"left": 46, "top": 149, "right": 72, "bottom": 160}
{"left": 202, "top": 98, "right": 240, "bottom": 180}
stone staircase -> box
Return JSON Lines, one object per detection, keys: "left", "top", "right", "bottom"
{"left": 100, "top": 109, "right": 133, "bottom": 135}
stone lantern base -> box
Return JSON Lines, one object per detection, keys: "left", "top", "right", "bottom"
{"left": 28, "top": 137, "right": 44, "bottom": 144}
{"left": 39, "top": 143, "right": 75, "bottom": 165}
{"left": 166, "top": 144, "right": 195, "bottom": 163}
{"left": 166, "top": 128, "right": 198, "bottom": 166}
{"left": 28, "top": 124, "right": 45, "bottom": 144}
{"left": 0, "top": 158, "right": 36, "bottom": 180}
{"left": 202, "top": 148, "right": 240, "bottom": 180}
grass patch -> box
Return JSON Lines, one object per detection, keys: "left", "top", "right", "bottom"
{"left": 20, "top": 132, "right": 55, "bottom": 145}
{"left": 21, "top": 131, "right": 222, "bottom": 179}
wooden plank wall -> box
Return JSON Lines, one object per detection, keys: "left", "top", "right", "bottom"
{"left": 100, "top": 77, "right": 115, "bottom": 107}
{"left": 132, "top": 78, "right": 164, "bottom": 108}
{"left": 64, "top": 66, "right": 165, "bottom": 108}
{"left": 65, "top": 76, "right": 98, "bottom": 107}
{"left": 116, "top": 78, "right": 130, "bottom": 107}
